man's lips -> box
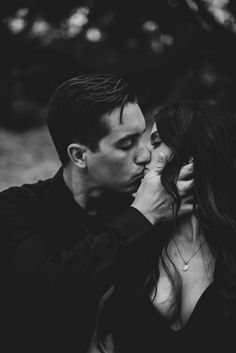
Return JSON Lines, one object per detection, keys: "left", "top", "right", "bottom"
{"left": 133, "top": 169, "right": 147, "bottom": 180}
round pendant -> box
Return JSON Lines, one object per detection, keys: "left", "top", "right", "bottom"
{"left": 182, "top": 264, "right": 189, "bottom": 271}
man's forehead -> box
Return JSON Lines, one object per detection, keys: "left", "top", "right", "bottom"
{"left": 104, "top": 103, "right": 146, "bottom": 137}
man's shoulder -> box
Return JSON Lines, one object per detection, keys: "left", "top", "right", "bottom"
{"left": 0, "top": 177, "right": 54, "bottom": 209}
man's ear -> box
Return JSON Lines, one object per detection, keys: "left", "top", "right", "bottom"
{"left": 67, "top": 143, "right": 88, "bottom": 168}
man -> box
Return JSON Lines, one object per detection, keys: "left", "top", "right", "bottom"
{"left": 0, "top": 74, "right": 192, "bottom": 353}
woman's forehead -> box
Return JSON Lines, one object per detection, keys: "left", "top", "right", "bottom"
{"left": 151, "top": 122, "right": 157, "bottom": 134}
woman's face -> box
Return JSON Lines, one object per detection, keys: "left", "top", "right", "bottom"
{"left": 148, "top": 123, "right": 172, "bottom": 170}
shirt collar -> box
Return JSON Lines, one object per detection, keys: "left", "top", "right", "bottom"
{"left": 50, "top": 167, "right": 89, "bottom": 221}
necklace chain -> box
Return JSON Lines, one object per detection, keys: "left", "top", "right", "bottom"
{"left": 173, "top": 237, "right": 205, "bottom": 272}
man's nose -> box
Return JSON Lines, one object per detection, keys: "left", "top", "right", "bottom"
{"left": 136, "top": 142, "right": 151, "bottom": 165}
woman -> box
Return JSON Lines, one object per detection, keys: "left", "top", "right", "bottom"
{"left": 94, "top": 101, "right": 236, "bottom": 353}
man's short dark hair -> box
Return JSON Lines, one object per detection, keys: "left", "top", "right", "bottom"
{"left": 47, "top": 73, "right": 137, "bottom": 165}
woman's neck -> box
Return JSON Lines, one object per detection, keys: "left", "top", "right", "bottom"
{"left": 174, "top": 214, "right": 203, "bottom": 245}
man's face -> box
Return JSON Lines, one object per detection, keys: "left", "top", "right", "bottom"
{"left": 86, "top": 102, "right": 151, "bottom": 193}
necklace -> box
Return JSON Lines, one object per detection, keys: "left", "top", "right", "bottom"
{"left": 173, "top": 237, "right": 205, "bottom": 272}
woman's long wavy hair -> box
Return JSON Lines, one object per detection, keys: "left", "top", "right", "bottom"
{"left": 96, "top": 101, "right": 236, "bottom": 353}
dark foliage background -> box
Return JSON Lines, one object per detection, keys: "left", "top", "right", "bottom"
{"left": 0, "top": 0, "right": 236, "bottom": 189}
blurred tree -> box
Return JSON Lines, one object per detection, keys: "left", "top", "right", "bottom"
{"left": 0, "top": 0, "right": 236, "bottom": 128}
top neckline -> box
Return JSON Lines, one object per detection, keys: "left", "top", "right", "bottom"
{"left": 150, "top": 281, "right": 215, "bottom": 334}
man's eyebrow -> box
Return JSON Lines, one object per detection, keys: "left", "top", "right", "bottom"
{"left": 116, "top": 128, "right": 146, "bottom": 143}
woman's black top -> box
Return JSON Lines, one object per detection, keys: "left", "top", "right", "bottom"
{"left": 144, "top": 282, "right": 233, "bottom": 353}
{"left": 106, "top": 233, "right": 236, "bottom": 353}
{"left": 114, "top": 282, "right": 236, "bottom": 353}
{"left": 110, "top": 281, "right": 235, "bottom": 353}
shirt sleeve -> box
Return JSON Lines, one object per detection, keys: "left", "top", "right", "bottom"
{"left": 0, "top": 188, "right": 153, "bottom": 298}
{"left": 107, "top": 206, "right": 154, "bottom": 245}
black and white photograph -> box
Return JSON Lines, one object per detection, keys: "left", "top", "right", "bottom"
{"left": 1, "top": 1, "right": 236, "bottom": 352}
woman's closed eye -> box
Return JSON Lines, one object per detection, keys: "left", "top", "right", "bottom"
{"left": 150, "top": 132, "right": 162, "bottom": 148}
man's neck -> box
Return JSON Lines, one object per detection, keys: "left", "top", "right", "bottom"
{"left": 63, "top": 165, "right": 94, "bottom": 209}
{"left": 62, "top": 165, "right": 110, "bottom": 215}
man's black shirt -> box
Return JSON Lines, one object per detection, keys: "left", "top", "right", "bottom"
{"left": 0, "top": 168, "right": 152, "bottom": 353}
